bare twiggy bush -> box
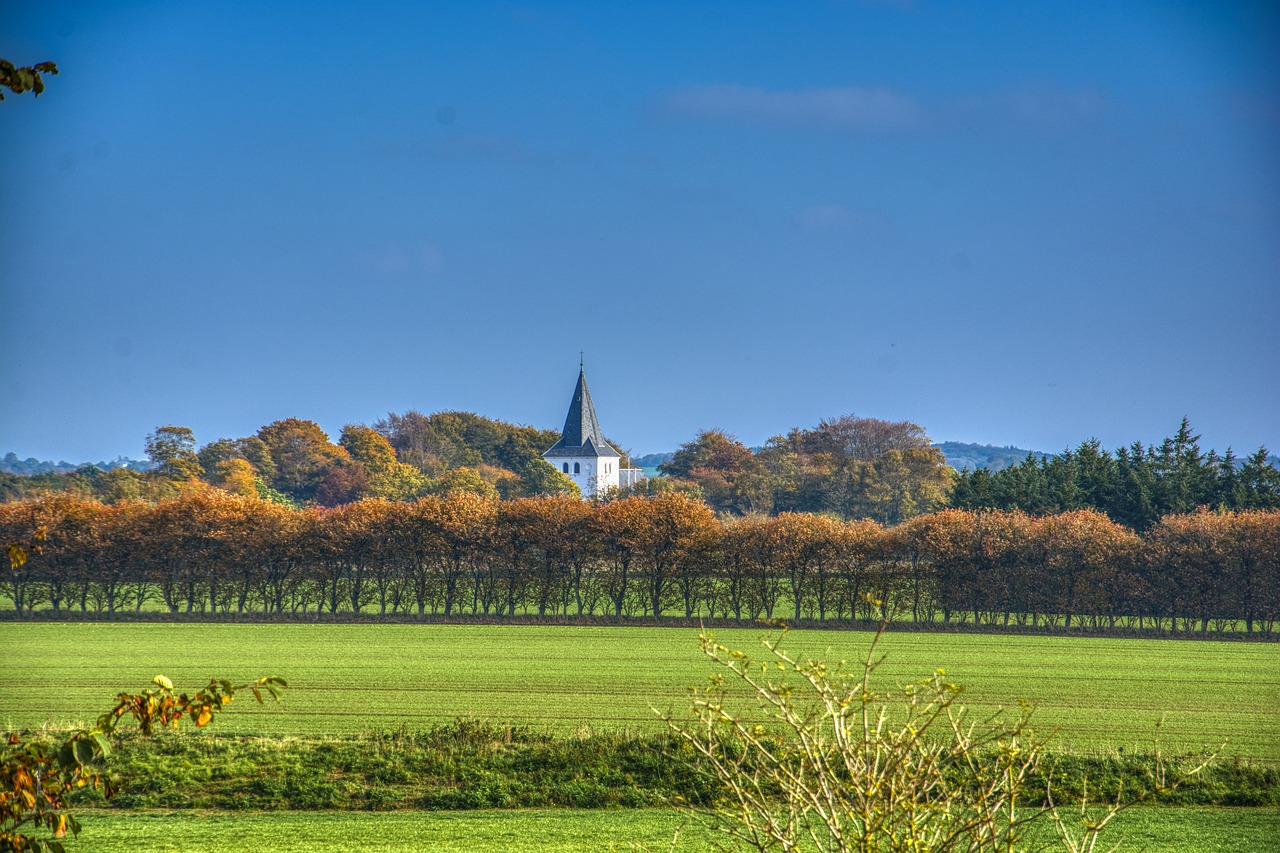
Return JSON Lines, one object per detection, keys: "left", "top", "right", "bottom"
{"left": 665, "top": 618, "right": 1212, "bottom": 853}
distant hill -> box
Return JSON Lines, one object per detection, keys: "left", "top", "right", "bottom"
{"left": 0, "top": 453, "right": 153, "bottom": 476}
{"left": 933, "top": 442, "right": 1050, "bottom": 472}
{"left": 633, "top": 452, "right": 675, "bottom": 470}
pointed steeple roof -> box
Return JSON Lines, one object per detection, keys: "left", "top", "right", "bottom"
{"left": 544, "top": 367, "right": 621, "bottom": 459}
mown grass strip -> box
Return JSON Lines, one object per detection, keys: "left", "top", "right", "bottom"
{"left": 58, "top": 807, "right": 1280, "bottom": 853}
{"left": 3, "top": 623, "right": 1276, "bottom": 759}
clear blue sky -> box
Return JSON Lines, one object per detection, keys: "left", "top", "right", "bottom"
{"left": 3, "top": 1, "right": 1278, "bottom": 462}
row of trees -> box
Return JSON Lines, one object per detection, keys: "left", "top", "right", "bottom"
{"left": 6, "top": 414, "right": 1274, "bottom": 533}
{"left": 952, "top": 419, "right": 1280, "bottom": 529}
{"left": 0, "top": 413, "right": 959, "bottom": 524}
{"left": 0, "top": 413, "right": 588, "bottom": 508}
{"left": 3, "top": 492, "right": 1276, "bottom": 634}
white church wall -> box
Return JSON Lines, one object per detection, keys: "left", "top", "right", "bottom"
{"left": 544, "top": 455, "right": 619, "bottom": 497}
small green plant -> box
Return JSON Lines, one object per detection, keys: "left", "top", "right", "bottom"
{"left": 665, "top": 613, "right": 1214, "bottom": 852}
{"left": 1, "top": 674, "right": 285, "bottom": 852}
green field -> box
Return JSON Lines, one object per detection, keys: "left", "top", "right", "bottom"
{"left": 1, "top": 623, "right": 1276, "bottom": 760}
{"left": 57, "top": 808, "right": 1280, "bottom": 853}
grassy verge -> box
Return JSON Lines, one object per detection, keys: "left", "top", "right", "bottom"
{"left": 61, "top": 722, "right": 1278, "bottom": 812}
{"left": 59, "top": 807, "right": 1280, "bottom": 853}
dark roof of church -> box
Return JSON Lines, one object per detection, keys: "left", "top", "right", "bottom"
{"left": 543, "top": 368, "right": 621, "bottom": 459}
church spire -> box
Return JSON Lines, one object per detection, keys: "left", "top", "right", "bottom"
{"left": 544, "top": 363, "right": 620, "bottom": 457}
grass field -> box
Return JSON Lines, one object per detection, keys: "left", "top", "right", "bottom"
{"left": 58, "top": 808, "right": 1280, "bottom": 852}
{"left": 2, "top": 623, "right": 1276, "bottom": 760}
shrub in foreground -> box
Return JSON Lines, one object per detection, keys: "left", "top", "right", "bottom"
{"left": 665, "top": 620, "right": 1214, "bottom": 852}
{"left": 1, "top": 675, "right": 284, "bottom": 852}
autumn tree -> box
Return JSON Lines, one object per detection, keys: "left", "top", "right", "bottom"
{"left": 136, "top": 490, "right": 261, "bottom": 614}
{"left": 659, "top": 430, "right": 770, "bottom": 515}
{"left": 391, "top": 493, "right": 497, "bottom": 616}
{"left": 748, "top": 415, "right": 952, "bottom": 522}
{"left": 832, "top": 518, "right": 884, "bottom": 622}
{"left": 339, "top": 424, "right": 429, "bottom": 501}
{"left": 314, "top": 461, "right": 370, "bottom": 507}
{"left": 761, "top": 513, "right": 837, "bottom": 621}
{"left": 734, "top": 514, "right": 787, "bottom": 619}
{"left": 208, "top": 458, "right": 259, "bottom": 497}
{"left": 132, "top": 493, "right": 212, "bottom": 613}
{"left": 312, "top": 500, "right": 393, "bottom": 613}
{"left": 196, "top": 438, "right": 242, "bottom": 477}
{"left": 717, "top": 517, "right": 760, "bottom": 620}
{"left": 885, "top": 519, "right": 939, "bottom": 623}
{"left": 491, "top": 499, "right": 544, "bottom": 616}
{"left": 1222, "top": 511, "right": 1280, "bottom": 633}
{"left": 435, "top": 492, "right": 497, "bottom": 616}
{"left": 1146, "top": 511, "right": 1233, "bottom": 633}
{"left": 907, "top": 509, "right": 977, "bottom": 625}
{"left": 257, "top": 419, "right": 349, "bottom": 503}
{"left": 252, "top": 501, "right": 306, "bottom": 614}
{"left": 46, "top": 498, "right": 145, "bottom": 614}
{"left": 0, "top": 500, "right": 46, "bottom": 613}
{"left": 626, "top": 493, "right": 717, "bottom": 618}
{"left": 673, "top": 518, "right": 721, "bottom": 618}
{"left": 145, "top": 426, "right": 203, "bottom": 481}
{"left": 508, "top": 459, "right": 580, "bottom": 499}
{"left": 432, "top": 466, "right": 498, "bottom": 500}
{"left": 594, "top": 496, "right": 650, "bottom": 617}
{"left": 504, "top": 497, "right": 591, "bottom": 616}
{"left": 1032, "top": 510, "right": 1139, "bottom": 629}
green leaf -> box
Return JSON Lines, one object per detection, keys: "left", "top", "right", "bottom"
{"left": 73, "top": 738, "right": 95, "bottom": 767}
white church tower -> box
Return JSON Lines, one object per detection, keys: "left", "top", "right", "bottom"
{"left": 543, "top": 364, "right": 642, "bottom": 497}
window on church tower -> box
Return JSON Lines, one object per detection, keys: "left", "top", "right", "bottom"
{"left": 574, "top": 462, "right": 580, "bottom": 474}
{"left": 562, "top": 463, "right": 568, "bottom": 473}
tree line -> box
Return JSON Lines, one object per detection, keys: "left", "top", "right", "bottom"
{"left": 3, "top": 491, "right": 1276, "bottom": 635}
{"left": 6, "top": 413, "right": 1274, "bottom": 533}
{"left": 0, "top": 412, "right": 590, "bottom": 508}
{"left": 660, "top": 416, "right": 1279, "bottom": 526}
{"left": 951, "top": 418, "right": 1279, "bottom": 529}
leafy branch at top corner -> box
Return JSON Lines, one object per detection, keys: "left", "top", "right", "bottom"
{"left": 0, "top": 60, "right": 59, "bottom": 100}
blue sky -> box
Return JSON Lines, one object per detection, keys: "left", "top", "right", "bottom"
{"left": 3, "top": 1, "right": 1278, "bottom": 462}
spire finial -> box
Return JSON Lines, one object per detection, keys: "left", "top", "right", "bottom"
{"left": 579, "top": 351, "right": 584, "bottom": 370}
